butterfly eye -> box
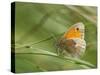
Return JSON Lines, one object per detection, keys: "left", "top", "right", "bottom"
{"left": 76, "top": 28, "right": 79, "bottom": 31}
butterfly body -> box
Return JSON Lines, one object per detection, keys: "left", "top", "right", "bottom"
{"left": 57, "top": 22, "right": 86, "bottom": 58}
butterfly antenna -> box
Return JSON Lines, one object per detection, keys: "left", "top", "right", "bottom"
{"left": 50, "top": 33, "right": 57, "bottom": 42}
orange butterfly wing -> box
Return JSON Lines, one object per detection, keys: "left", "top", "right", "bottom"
{"left": 64, "top": 28, "right": 81, "bottom": 39}
{"left": 63, "top": 22, "right": 85, "bottom": 39}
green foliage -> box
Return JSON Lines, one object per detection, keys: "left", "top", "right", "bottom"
{"left": 13, "top": 2, "right": 97, "bottom": 73}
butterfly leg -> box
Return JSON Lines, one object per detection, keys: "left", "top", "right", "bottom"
{"left": 56, "top": 48, "right": 65, "bottom": 57}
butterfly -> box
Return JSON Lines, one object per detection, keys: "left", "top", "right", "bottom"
{"left": 57, "top": 22, "right": 86, "bottom": 58}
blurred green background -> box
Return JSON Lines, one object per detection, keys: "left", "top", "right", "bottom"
{"left": 13, "top": 2, "right": 97, "bottom": 73}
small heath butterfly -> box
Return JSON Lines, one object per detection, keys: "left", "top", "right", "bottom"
{"left": 57, "top": 22, "right": 86, "bottom": 58}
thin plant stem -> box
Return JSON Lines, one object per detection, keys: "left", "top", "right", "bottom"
{"left": 16, "top": 52, "right": 95, "bottom": 68}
